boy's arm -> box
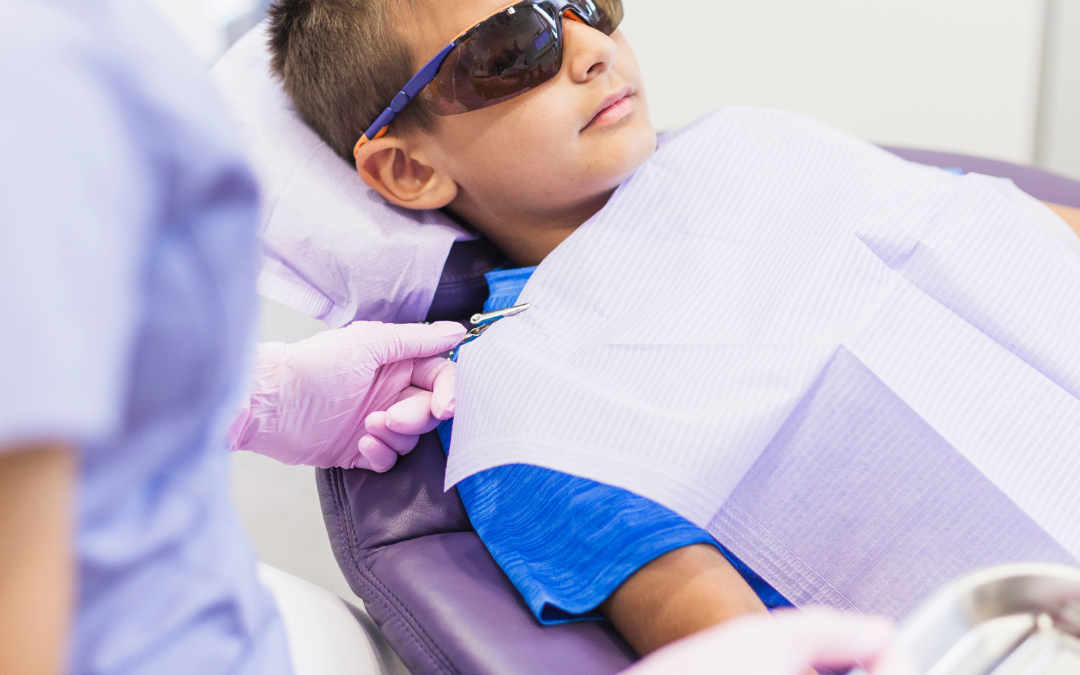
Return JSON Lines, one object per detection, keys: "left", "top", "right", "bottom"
{"left": 600, "top": 543, "right": 769, "bottom": 656}
{"left": 1043, "top": 202, "right": 1080, "bottom": 241}
{"left": 0, "top": 444, "right": 75, "bottom": 675}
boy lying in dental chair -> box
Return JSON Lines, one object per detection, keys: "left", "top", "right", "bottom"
{"left": 266, "top": 0, "right": 1080, "bottom": 658}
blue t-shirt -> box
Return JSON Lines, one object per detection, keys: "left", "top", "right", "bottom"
{"left": 0, "top": 2, "right": 289, "bottom": 673}
{"left": 441, "top": 267, "right": 791, "bottom": 623}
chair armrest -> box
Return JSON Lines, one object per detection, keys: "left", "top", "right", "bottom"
{"left": 258, "top": 564, "right": 409, "bottom": 675}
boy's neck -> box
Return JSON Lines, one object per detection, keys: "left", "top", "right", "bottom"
{"left": 448, "top": 187, "right": 616, "bottom": 267}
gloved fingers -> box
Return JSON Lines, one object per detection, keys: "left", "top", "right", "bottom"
{"left": 355, "top": 321, "right": 467, "bottom": 366}
{"left": 364, "top": 411, "right": 423, "bottom": 455}
{"left": 410, "top": 355, "right": 453, "bottom": 390}
{"left": 749, "top": 609, "right": 912, "bottom": 675}
{"left": 410, "top": 357, "right": 457, "bottom": 420}
{"left": 345, "top": 454, "right": 378, "bottom": 472}
{"left": 355, "top": 434, "right": 399, "bottom": 473}
{"left": 763, "top": 609, "right": 904, "bottom": 672}
{"left": 621, "top": 608, "right": 910, "bottom": 675}
{"left": 867, "top": 648, "right": 918, "bottom": 675}
{"left": 384, "top": 387, "right": 444, "bottom": 436}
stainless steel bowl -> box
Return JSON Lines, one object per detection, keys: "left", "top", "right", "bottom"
{"left": 852, "top": 564, "right": 1080, "bottom": 675}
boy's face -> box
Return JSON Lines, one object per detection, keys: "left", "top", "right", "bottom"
{"left": 365, "top": 0, "right": 656, "bottom": 265}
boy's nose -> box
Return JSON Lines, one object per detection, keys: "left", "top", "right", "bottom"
{"left": 562, "top": 18, "right": 617, "bottom": 83}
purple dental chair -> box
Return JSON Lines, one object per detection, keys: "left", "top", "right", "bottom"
{"left": 317, "top": 151, "right": 1080, "bottom": 675}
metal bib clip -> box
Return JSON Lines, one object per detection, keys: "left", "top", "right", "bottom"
{"left": 449, "top": 303, "right": 531, "bottom": 360}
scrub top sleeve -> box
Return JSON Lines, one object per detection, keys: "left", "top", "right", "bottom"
{"left": 0, "top": 11, "right": 151, "bottom": 449}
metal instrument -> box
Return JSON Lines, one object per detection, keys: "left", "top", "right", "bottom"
{"left": 852, "top": 564, "right": 1080, "bottom": 675}
{"left": 449, "top": 303, "right": 532, "bottom": 360}
{"left": 468, "top": 303, "right": 532, "bottom": 328}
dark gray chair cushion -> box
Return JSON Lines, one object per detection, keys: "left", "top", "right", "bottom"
{"left": 424, "top": 238, "right": 505, "bottom": 323}
{"left": 319, "top": 434, "right": 636, "bottom": 675}
{"left": 317, "top": 150, "right": 1080, "bottom": 675}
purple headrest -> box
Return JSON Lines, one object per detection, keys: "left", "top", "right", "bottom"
{"left": 883, "top": 147, "right": 1080, "bottom": 208}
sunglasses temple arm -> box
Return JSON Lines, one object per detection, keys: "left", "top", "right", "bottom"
{"left": 353, "top": 41, "right": 458, "bottom": 159}
{"left": 562, "top": 8, "right": 586, "bottom": 23}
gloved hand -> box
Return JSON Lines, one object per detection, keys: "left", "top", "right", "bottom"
{"left": 228, "top": 321, "right": 467, "bottom": 471}
{"left": 621, "top": 608, "right": 915, "bottom": 675}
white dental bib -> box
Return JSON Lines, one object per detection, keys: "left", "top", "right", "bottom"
{"left": 447, "top": 107, "right": 1080, "bottom": 619}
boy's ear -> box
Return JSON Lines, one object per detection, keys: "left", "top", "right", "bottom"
{"left": 354, "top": 135, "right": 458, "bottom": 211}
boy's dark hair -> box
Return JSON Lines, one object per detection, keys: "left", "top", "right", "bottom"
{"left": 267, "top": 0, "right": 435, "bottom": 163}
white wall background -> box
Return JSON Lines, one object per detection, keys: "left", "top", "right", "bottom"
{"left": 1038, "top": 0, "right": 1080, "bottom": 179}
{"left": 151, "top": 0, "right": 1080, "bottom": 603}
{"left": 621, "top": 0, "right": 1048, "bottom": 163}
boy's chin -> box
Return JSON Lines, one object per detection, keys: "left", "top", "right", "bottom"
{"left": 582, "top": 121, "right": 657, "bottom": 185}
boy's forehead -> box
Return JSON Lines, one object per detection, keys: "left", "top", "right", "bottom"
{"left": 404, "top": 0, "right": 516, "bottom": 68}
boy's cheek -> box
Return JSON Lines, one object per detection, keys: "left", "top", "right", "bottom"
{"left": 440, "top": 101, "right": 575, "bottom": 172}
{"left": 430, "top": 72, "right": 654, "bottom": 194}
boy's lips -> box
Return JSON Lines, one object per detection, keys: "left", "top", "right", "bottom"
{"left": 583, "top": 87, "right": 635, "bottom": 131}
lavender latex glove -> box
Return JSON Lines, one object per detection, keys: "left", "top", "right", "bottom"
{"left": 228, "top": 321, "right": 467, "bottom": 471}
{"left": 622, "top": 609, "right": 915, "bottom": 675}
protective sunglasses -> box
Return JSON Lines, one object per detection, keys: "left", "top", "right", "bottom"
{"left": 353, "top": 0, "right": 624, "bottom": 158}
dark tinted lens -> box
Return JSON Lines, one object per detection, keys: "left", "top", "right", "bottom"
{"left": 567, "top": 0, "right": 623, "bottom": 35}
{"left": 421, "top": 4, "right": 562, "bottom": 116}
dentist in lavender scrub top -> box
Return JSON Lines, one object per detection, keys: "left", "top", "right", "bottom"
{"left": 0, "top": 1, "right": 910, "bottom": 674}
